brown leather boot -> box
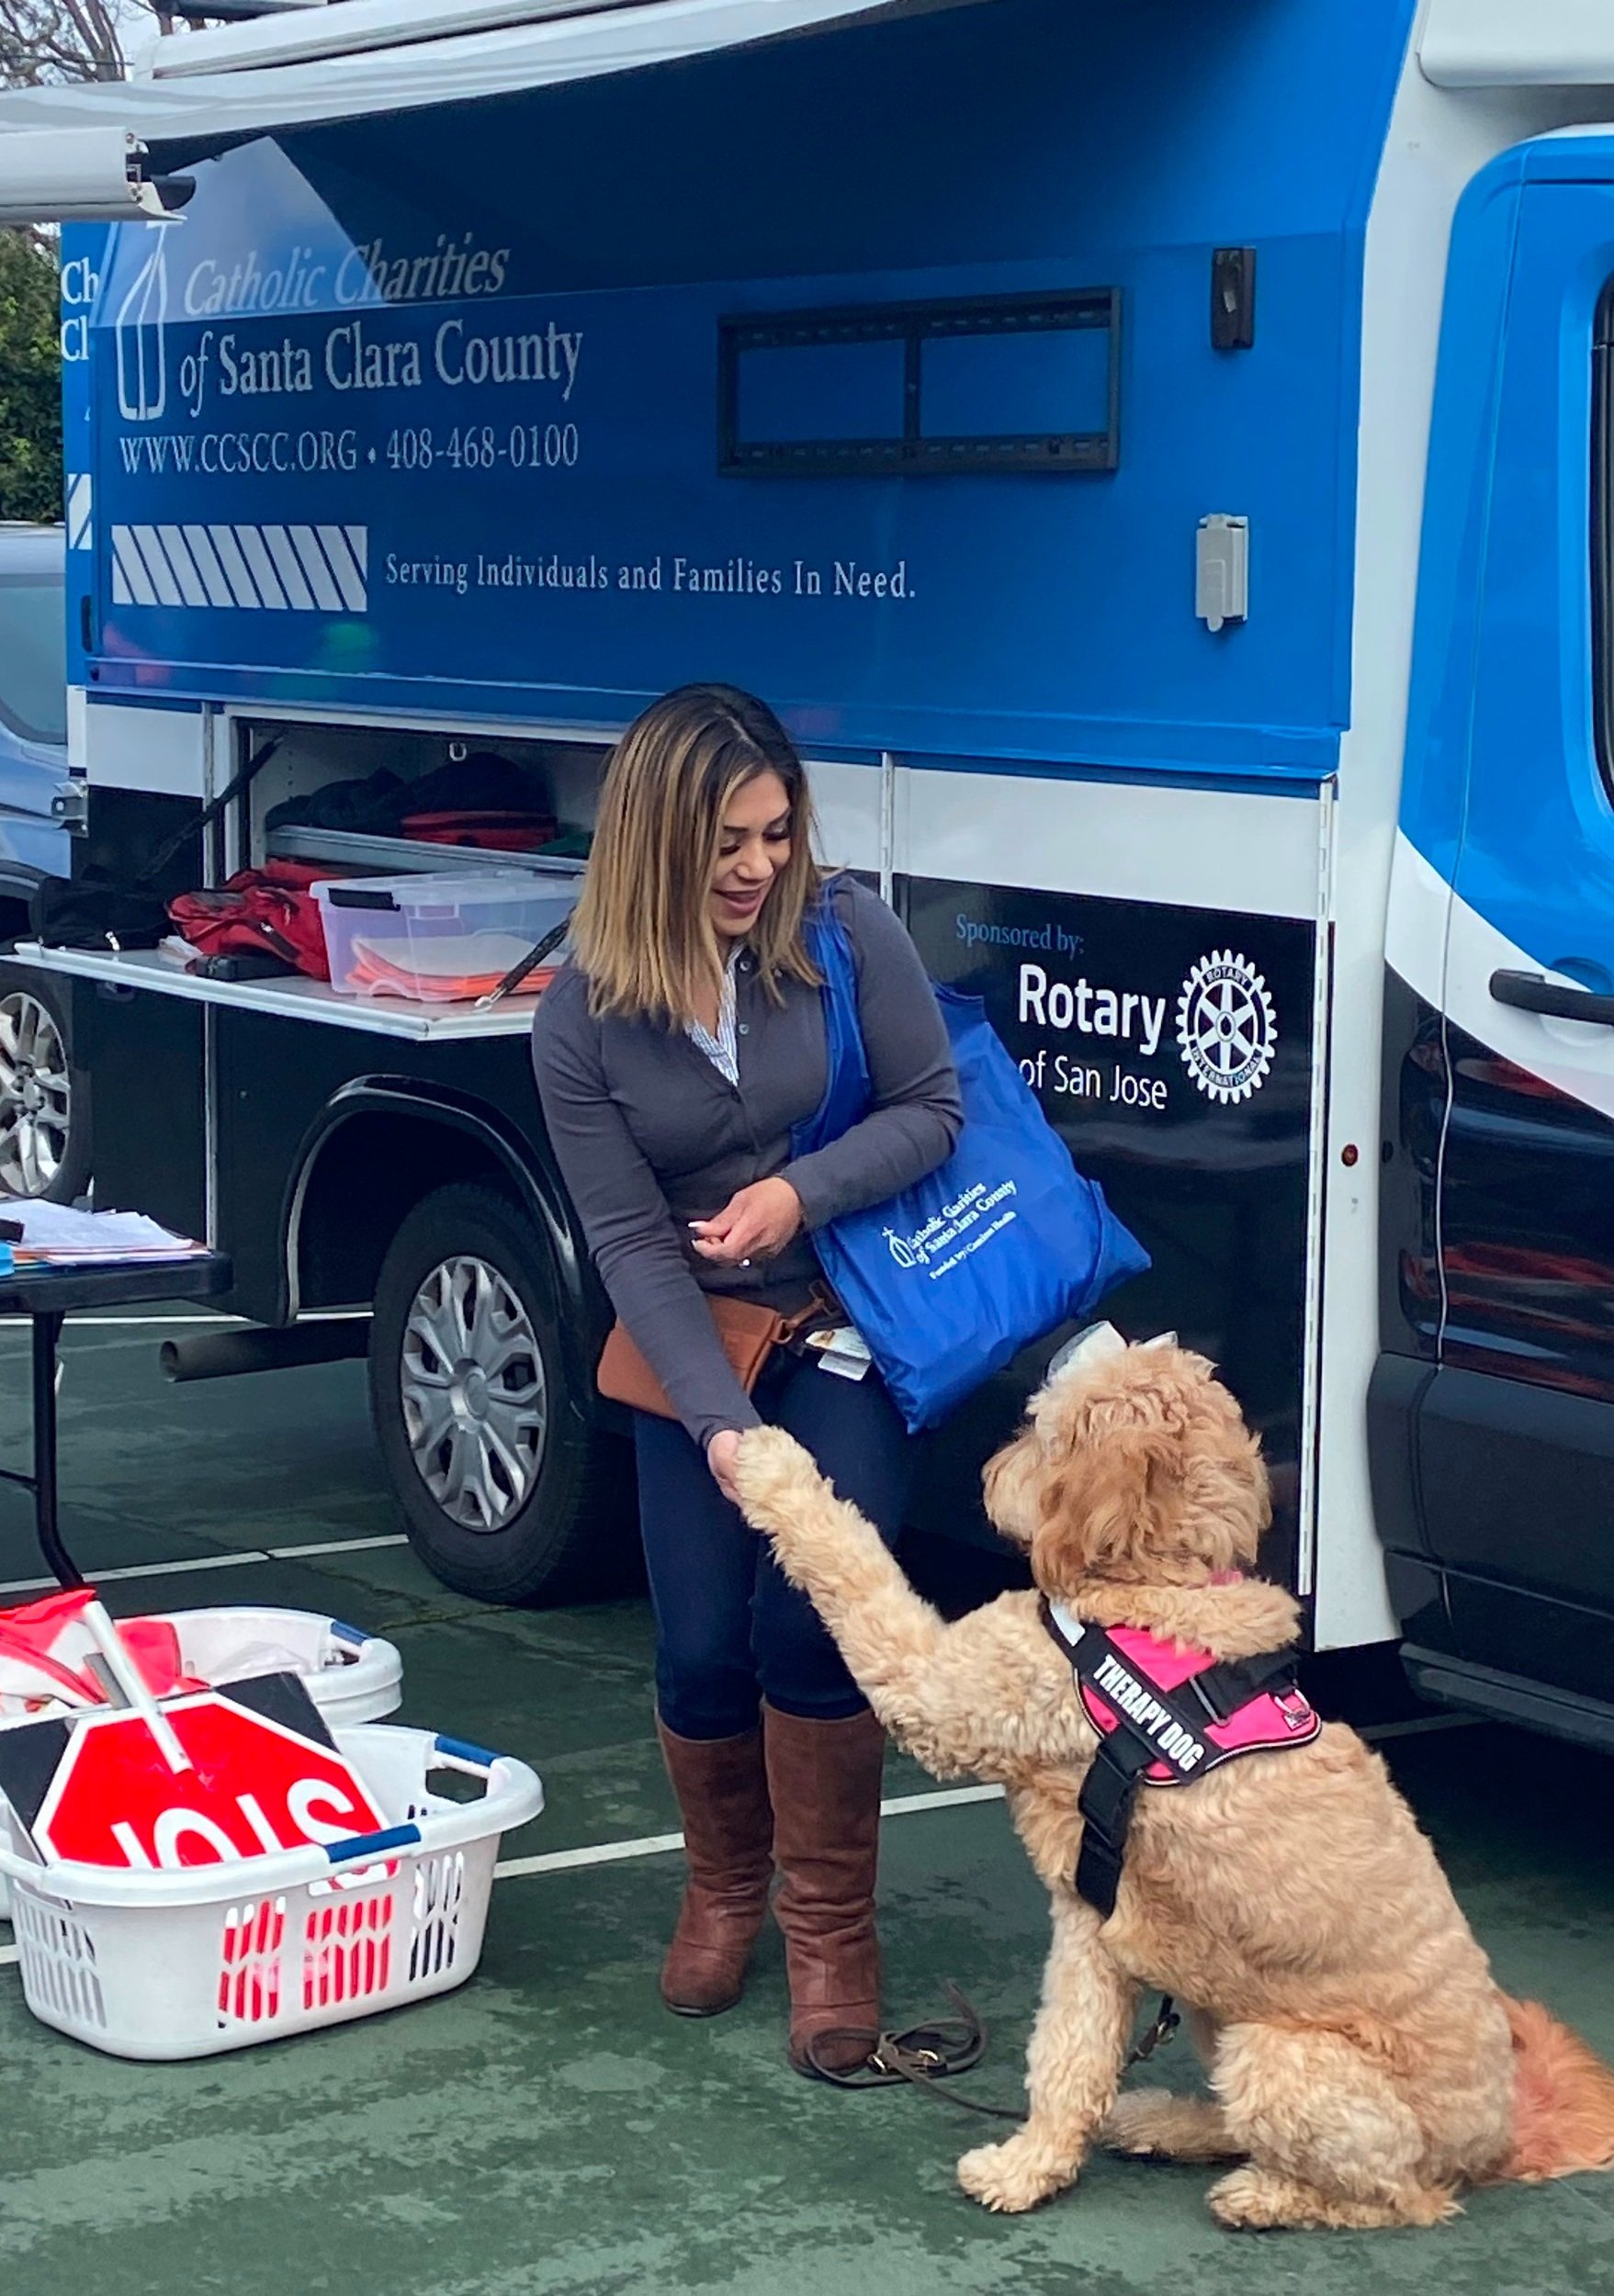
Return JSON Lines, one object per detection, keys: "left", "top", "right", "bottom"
{"left": 763, "top": 1703, "right": 886, "bottom": 2077}
{"left": 656, "top": 1719, "right": 774, "bottom": 2018}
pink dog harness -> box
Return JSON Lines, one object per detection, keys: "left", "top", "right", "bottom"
{"left": 1041, "top": 1596, "right": 1321, "bottom": 1918}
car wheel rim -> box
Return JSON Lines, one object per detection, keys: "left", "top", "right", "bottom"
{"left": 0, "top": 992, "right": 71, "bottom": 1199}
{"left": 399, "top": 1254, "right": 547, "bottom": 1532}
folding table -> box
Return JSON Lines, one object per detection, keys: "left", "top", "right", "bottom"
{"left": 0, "top": 1255, "right": 232, "bottom": 1586}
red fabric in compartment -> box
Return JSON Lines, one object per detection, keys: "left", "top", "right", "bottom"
{"left": 169, "top": 860, "right": 335, "bottom": 980}
{"left": 401, "top": 810, "right": 557, "bottom": 851}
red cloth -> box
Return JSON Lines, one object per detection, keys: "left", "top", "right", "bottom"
{"left": 0, "top": 1588, "right": 200, "bottom": 1706}
{"left": 401, "top": 810, "right": 557, "bottom": 851}
{"left": 169, "top": 860, "right": 334, "bottom": 980}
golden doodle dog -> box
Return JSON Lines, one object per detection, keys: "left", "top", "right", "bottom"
{"left": 731, "top": 1339, "right": 1614, "bottom": 2232}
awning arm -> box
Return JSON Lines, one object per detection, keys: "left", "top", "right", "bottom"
{"left": 0, "top": 129, "right": 192, "bottom": 226}
{"left": 137, "top": 0, "right": 646, "bottom": 82}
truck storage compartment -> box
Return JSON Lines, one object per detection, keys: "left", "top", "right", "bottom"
{"left": 234, "top": 717, "right": 606, "bottom": 885}
{"left": 315, "top": 864, "right": 581, "bottom": 1000}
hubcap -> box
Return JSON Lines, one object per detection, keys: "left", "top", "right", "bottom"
{"left": 0, "top": 992, "right": 71, "bottom": 1199}
{"left": 399, "top": 1254, "right": 547, "bottom": 1532}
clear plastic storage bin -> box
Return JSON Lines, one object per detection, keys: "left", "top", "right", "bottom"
{"left": 315, "top": 866, "right": 579, "bottom": 1002}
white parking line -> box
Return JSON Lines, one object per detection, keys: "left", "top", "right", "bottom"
{"left": 491, "top": 1783, "right": 1006, "bottom": 1885}
{"left": 0, "top": 1312, "right": 369, "bottom": 1332}
{"left": 0, "top": 1316, "right": 237, "bottom": 1332}
{"left": 0, "top": 1726, "right": 1482, "bottom": 1978}
{"left": 0, "top": 1783, "right": 1008, "bottom": 1970}
{"left": 0, "top": 1535, "right": 409, "bottom": 1600}
{"left": 268, "top": 1536, "right": 407, "bottom": 1565}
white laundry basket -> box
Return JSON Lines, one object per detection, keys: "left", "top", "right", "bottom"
{"left": 0, "top": 1726, "right": 543, "bottom": 2059}
{"left": 0, "top": 1608, "right": 403, "bottom": 1921}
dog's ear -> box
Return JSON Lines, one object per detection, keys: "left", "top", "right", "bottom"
{"left": 1179, "top": 1433, "right": 1270, "bottom": 1570}
{"left": 1031, "top": 1409, "right": 1184, "bottom": 1593}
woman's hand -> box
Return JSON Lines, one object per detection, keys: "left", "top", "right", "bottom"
{"left": 707, "top": 1429, "right": 744, "bottom": 1506}
{"left": 690, "top": 1177, "right": 803, "bottom": 1267}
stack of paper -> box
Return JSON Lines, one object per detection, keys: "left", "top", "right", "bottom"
{"left": 0, "top": 1199, "right": 207, "bottom": 1267}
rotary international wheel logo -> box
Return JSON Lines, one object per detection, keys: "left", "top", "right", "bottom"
{"left": 1175, "top": 950, "right": 1277, "bottom": 1105}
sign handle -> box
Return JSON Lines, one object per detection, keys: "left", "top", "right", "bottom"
{"left": 81, "top": 1598, "right": 192, "bottom": 1773}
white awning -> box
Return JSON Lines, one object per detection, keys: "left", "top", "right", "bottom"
{"left": 0, "top": 0, "right": 976, "bottom": 223}
{"left": 1421, "top": 0, "right": 1614, "bottom": 87}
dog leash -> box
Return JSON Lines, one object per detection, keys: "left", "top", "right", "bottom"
{"left": 802, "top": 1984, "right": 1179, "bottom": 2121}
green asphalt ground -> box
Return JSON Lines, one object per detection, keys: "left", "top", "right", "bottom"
{"left": 0, "top": 1311, "right": 1610, "bottom": 2296}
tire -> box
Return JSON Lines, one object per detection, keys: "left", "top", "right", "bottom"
{"left": 368, "top": 1181, "right": 632, "bottom": 1604}
{"left": 0, "top": 962, "right": 91, "bottom": 1203}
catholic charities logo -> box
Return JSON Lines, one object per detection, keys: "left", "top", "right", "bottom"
{"left": 117, "top": 238, "right": 169, "bottom": 423}
{"left": 884, "top": 1181, "right": 1020, "bottom": 1280}
{"left": 1176, "top": 951, "right": 1277, "bottom": 1106}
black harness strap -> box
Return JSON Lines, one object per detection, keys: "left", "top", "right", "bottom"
{"left": 1041, "top": 1600, "right": 1308, "bottom": 1920}
{"left": 1075, "top": 1728, "right": 1153, "bottom": 1920}
{"left": 1181, "top": 1649, "right": 1300, "bottom": 1722}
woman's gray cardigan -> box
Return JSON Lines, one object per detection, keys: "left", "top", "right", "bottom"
{"left": 531, "top": 878, "right": 962, "bottom": 1450}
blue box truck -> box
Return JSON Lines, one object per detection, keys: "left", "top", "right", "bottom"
{"left": 5, "top": 0, "right": 1614, "bottom": 1745}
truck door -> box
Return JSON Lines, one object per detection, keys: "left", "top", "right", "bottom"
{"left": 1425, "top": 170, "right": 1614, "bottom": 1705}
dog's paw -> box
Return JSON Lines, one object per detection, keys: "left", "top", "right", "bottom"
{"left": 1206, "top": 2167, "right": 1293, "bottom": 2232}
{"left": 1206, "top": 2167, "right": 1460, "bottom": 2233}
{"left": 731, "top": 1426, "right": 819, "bottom": 1532}
{"left": 955, "top": 2134, "right": 1073, "bottom": 2214}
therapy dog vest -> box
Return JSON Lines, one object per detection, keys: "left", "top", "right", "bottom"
{"left": 1041, "top": 1597, "right": 1321, "bottom": 1918}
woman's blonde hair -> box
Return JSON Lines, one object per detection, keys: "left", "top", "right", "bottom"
{"left": 572, "top": 683, "right": 821, "bottom": 1025}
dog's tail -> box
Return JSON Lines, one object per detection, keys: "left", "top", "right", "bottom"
{"left": 1495, "top": 1993, "right": 1614, "bottom": 2183}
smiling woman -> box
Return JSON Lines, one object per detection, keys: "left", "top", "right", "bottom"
{"left": 531, "top": 682, "right": 962, "bottom": 2080}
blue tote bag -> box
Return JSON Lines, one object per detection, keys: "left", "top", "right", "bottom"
{"left": 792, "top": 897, "right": 1150, "bottom": 1433}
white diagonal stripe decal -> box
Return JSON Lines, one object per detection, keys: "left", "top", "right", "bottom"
{"left": 316, "top": 525, "right": 365, "bottom": 611}
{"left": 289, "top": 524, "right": 341, "bottom": 613}
{"left": 264, "top": 526, "right": 314, "bottom": 611}
{"left": 157, "top": 525, "right": 208, "bottom": 609}
{"left": 108, "top": 523, "right": 368, "bottom": 613}
{"left": 209, "top": 526, "right": 261, "bottom": 609}
{"left": 234, "top": 526, "right": 288, "bottom": 609}
{"left": 130, "top": 524, "right": 181, "bottom": 607}
{"left": 67, "top": 473, "right": 93, "bottom": 550}
{"left": 182, "top": 525, "right": 233, "bottom": 610}
{"left": 111, "top": 528, "right": 154, "bottom": 606}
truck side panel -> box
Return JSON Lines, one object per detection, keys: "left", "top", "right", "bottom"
{"left": 83, "top": 0, "right": 1415, "bottom": 768}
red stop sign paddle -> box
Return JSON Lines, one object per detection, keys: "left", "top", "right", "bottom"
{"left": 25, "top": 1682, "right": 386, "bottom": 1871}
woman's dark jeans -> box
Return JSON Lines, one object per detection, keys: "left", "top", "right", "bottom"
{"left": 633, "top": 1350, "right": 913, "bottom": 1741}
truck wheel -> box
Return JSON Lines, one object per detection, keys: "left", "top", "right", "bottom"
{"left": 369, "top": 1181, "right": 629, "bottom": 1604}
{"left": 0, "top": 964, "right": 90, "bottom": 1203}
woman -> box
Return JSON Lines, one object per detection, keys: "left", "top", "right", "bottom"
{"left": 532, "top": 683, "right": 961, "bottom": 2077}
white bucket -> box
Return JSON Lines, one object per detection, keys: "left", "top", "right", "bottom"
{"left": 142, "top": 1607, "right": 404, "bottom": 1731}
{"left": 0, "top": 1608, "right": 403, "bottom": 1919}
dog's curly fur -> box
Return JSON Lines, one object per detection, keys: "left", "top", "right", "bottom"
{"left": 732, "top": 1343, "right": 1614, "bottom": 2231}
